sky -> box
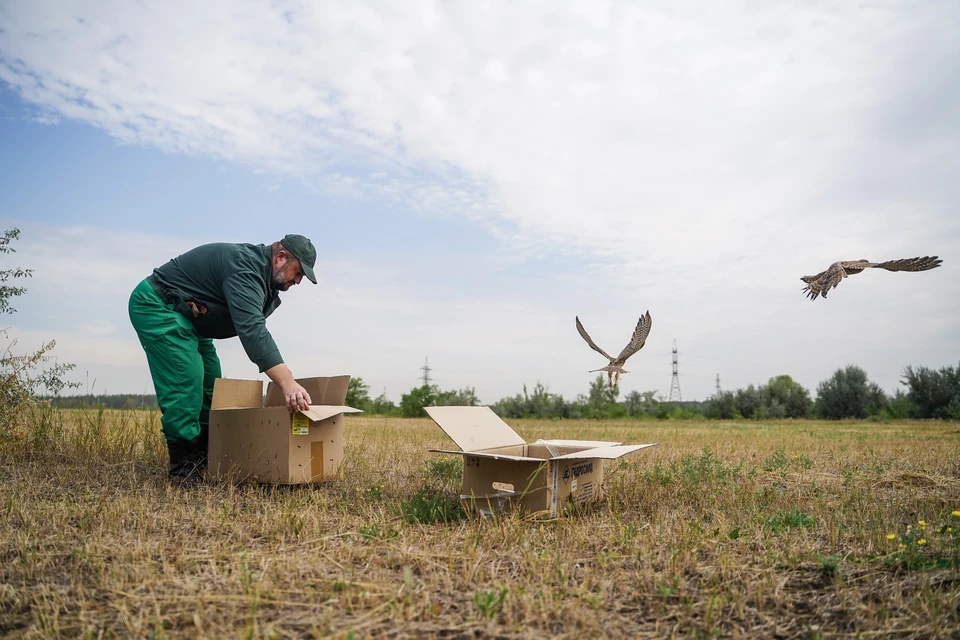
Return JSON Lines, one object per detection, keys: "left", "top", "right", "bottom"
{"left": 0, "top": 0, "right": 958, "bottom": 405}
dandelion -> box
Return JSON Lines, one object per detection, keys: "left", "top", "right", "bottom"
{"left": 898, "top": 543, "right": 906, "bottom": 550}
{"left": 917, "top": 539, "right": 927, "bottom": 546}
{"left": 952, "top": 510, "right": 960, "bottom": 518}
{"left": 886, "top": 534, "right": 896, "bottom": 540}
{"left": 948, "top": 527, "right": 954, "bottom": 534}
{"left": 918, "top": 520, "right": 926, "bottom": 529}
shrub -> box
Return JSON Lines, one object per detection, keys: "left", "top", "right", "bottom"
{"left": 815, "top": 365, "right": 887, "bottom": 419}
{"left": 0, "top": 229, "right": 79, "bottom": 436}
{"left": 901, "top": 363, "right": 960, "bottom": 420}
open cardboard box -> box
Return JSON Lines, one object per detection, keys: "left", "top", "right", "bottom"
{"left": 208, "top": 375, "right": 362, "bottom": 484}
{"left": 425, "top": 406, "right": 657, "bottom": 518}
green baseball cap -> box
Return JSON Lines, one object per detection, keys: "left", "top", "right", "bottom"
{"left": 279, "top": 234, "right": 317, "bottom": 284}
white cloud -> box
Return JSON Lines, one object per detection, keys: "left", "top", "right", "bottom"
{"left": 2, "top": 2, "right": 955, "bottom": 263}
{"left": 1, "top": 1, "right": 958, "bottom": 400}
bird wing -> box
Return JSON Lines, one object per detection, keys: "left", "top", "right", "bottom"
{"left": 818, "top": 262, "right": 851, "bottom": 298}
{"left": 801, "top": 261, "right": 849, "bottom": 300}
{"left": 836, "top": 260, "right": 875, "bottom": 275}
{"left": 576, "top": 316, "right": 614, "bottom": 361}
{"left": 800, "top": 268, "right": 827, "bottom": 299}
{"left": 800, "top": 269, "right": 827, "bottom": 284}
{"left": 613, "top": 311, "right": 652, "bottom": 365}
{"left": 801, "top": 280, "right": 823, "bottom": 300}
{"left": 872, "top": 256, "right": 943, "bottom": 272}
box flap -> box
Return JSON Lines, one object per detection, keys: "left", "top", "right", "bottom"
{"left": 318, "top": 375, "right": 350, "bottom": 405}
{"left": 552, "top": 443, "right": 658, "bottom": 460}
{"left": 211, "top": 378, "right": 264, "bottom": 410}
{"left": 300, "top": 405, "right": 363, "bottom": 421}
{"left": 425, "top": 406, "right": 526, "bottom": 451}
{"left": 539, "top": 439, "right": 623, "bottom": 448}
{"left": 428, "top": 448, "right": 547, "bottom": 462}
{"left": 265, "top": 375, "right": 352, "bottom": 406}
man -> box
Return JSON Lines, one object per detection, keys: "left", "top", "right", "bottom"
{"left": 128, "top": 234, "right": 317, "bottom": 484}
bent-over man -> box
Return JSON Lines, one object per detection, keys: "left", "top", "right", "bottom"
{"left": 128, "top": 234, "right": 317, "bottom": 484}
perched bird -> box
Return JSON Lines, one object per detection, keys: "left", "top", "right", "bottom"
{"left": 576, "top": 312, "right": 652, "bottom": 387}
{"left": 800, "top": 256, "right": 942, "bottom": 301}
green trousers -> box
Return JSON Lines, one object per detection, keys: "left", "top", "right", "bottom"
{"left": 128, "top": 278, "right": 222, "bottom": 443}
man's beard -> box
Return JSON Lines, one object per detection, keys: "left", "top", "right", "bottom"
{"left": 272, "top": 262, "right": 293, "bottom": 290}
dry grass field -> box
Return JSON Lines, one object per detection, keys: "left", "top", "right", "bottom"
{"left": 1, "top": 408, "right": 959, "bottom": 639}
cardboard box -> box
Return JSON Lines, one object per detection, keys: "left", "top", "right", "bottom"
{"left": 208, "top": 375, "right": 362, "bottom": 484}
{"left": 425, "top": 406, "right": 657, "bottom": 518}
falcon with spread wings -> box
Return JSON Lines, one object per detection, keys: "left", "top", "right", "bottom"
{"left": 800, "top": 256, "right": 942, "bottom": 301}
{"left": 576, "top": 312, "right": 652, "bottom": 387}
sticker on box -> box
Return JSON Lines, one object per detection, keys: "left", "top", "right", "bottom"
{"left": 291, "top": 413, "right": 310, "bottom": 435}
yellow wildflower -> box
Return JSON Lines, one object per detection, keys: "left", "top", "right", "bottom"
{"left": 948, "top": 527, "right": 954, "bottom": 533}
{"left": 886, "top": 534, "right": 896, "bottom": 540}
{"left": 917, "top": 539, "right": 926, "bottom": 546}
{"left": 918, "top": 520, "right": 926, "bottom": 529}
{"left": 952, "top": 510, "right": 960, "bottom": 518}
{"left": 898, "top": 543, "right": 906, "bottom": 550}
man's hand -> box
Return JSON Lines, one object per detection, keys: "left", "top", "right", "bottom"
{"left": 283, "top": 381, "right": 312, "bottom": 413}
{"left": 264, "top": 363, "right": 312, "bottom": 413}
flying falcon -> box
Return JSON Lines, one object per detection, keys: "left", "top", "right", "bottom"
{"left": 576, "top": 312, "right": 652, "bottom": 387}
{"left": 800, "top": 256, "right": 943, "bottom": 301}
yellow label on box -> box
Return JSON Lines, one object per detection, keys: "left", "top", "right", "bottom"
{"left": 291, "top": 413, "right": 310, "bottom": 435}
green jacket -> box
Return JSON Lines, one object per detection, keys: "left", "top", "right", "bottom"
{"left": 148, "top": 242, "right": 284, "bottom": 372}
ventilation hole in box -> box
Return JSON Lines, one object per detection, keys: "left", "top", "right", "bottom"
{"left": 492, "top": 482, "right": 515, "bottom": 492}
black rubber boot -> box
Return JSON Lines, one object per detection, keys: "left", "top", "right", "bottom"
{"left": 167, "top": 437, "right": 205, "bottom": 486}
{"left": 194, "top": 425, "right": 209, "bottom": 471}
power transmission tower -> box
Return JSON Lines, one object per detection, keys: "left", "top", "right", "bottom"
{"left": 419, "top": 357, "right": 433, "bottom": 387}
{"left": 668, "top": 340, "right": 682, "bottom": 402}
{"left": 715, "top": 373, "right": 721, "bottom": 396}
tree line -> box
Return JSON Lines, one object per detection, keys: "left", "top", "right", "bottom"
{"left": 44, "top": 363, "right": 960, "bottom": 422}
{"left": 340, "top": 362, "right": 960, "bottom": 421}
{"left": 701, "top": 364, "right": 960, "bottom": 421}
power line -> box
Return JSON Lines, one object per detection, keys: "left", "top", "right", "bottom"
{"left": 668, "top": 340, "right": 682, "bottom": 402}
